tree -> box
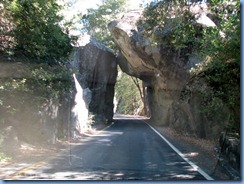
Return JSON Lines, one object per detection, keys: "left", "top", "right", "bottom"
{"left": 81, "top": 0, "right": 127, "bottom": 49}
{"left": 9, "top": 0, "right": 74, "bottom": 62}
{"left": 131, "top": 77, "right": 149, "bottom": 116}
{"left": 80, "top": 0, "right": 148, "bottom": 115}
{"left": 138, "top": 0, "right": 240, "bottom": 132}
{"left": 0, "top": 0, "right": 75, "bottom": 129}
{"left": 0, "top": 0, "right": 15, "bottom": 55}
{"left": 115, "top": 72, "right": 144, "bottom": 115}
{"left": 137, "top": 0, "right": 203, "bottom": 52}
{"left": 200, "top": 0, "right": 240, "bottom": 132}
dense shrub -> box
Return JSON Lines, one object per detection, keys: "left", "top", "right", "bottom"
{"left": 138, "top": 0, "right": 240, "bottom": 132}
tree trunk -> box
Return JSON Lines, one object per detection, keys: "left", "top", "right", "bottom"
{"left": 131, "top": 77, "right": 149, "bottom": 117}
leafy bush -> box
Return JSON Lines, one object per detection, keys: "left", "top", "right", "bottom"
{"left": 137, "top": 0, "right": 202, "bottom": 53}
{"left": 200, "top": 1, "right": 240, "bottom": 132}
{"left": 0, "top": 0, "right": 75, "bottom": 121}
{"left": 81, "top": 0, "right": 127, "bottom": 50}
{"left": 138, "top": 0, "right": 240, "bottom": 132}
{"left": 115, "top": 72, "right": 143, "bottom": 115}
{"left": 0, "top": 61, "right": 73, "bottom": 123}
{"left": 0, "top": 0, "right": 15, "bottom": 55}
{"left": 1, "top": 0, "right": 75, "bottom": 63}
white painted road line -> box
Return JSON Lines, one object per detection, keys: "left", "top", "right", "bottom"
{"left": 144, "top": 121, "right": 214, "bottom": 181}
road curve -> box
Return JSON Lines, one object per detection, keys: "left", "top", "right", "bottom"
{"left": 11, "top": 117, "right": 213, "bottom": 180}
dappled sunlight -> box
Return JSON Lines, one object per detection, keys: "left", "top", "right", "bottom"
{"left": 1, "top": 119, "right": 210, "bottom": 180}
{"left": 184, "top": 166, "right": 198, "bottom": 172}
{"left": 8, "top": 166, "right": 203, "bottom": 180}
{"left": 8, "top": 170, "right": 149, "bottom": 180}
{"left": 0, "top": 163, "right": 33, "bottom": 179}
{"left": 166, "top": 162, "right": 188, "bottom": 166}
{"left": 183, "top": 152, "right": 199, "bottom": 158}
{"left": 144, "top": 162, "right": 158, "bottom": 169}
{"left": 113, "top": 114, "right": 150, "bottom": 120}
{"left": 71, "top": 74, "right": 89, "bottom": 135}
{"left": 91, "top": 131, "right": 124, "bottom": 137}
{"left": 172, "top": 174, "right": 195, "bottom": 179}
{"left": 165, "top": 170, "right": 200, "bottom": 180}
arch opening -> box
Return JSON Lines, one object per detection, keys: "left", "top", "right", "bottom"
{"left": 114, "top": 68, "right": 150, "bottom": 118}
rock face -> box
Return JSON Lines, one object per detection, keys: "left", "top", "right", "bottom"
{"left": 108, "top": 10, "right": 191, "bottom": 124}
{"left": 166, "top": 75, "right": 230, "bottom": 139}
{"left": 108, "top": 8, "right": 228, "bottom": 139}
{"left": 0, "top": 89, "right": 72, "bottom": 144}
{"left": 0, "top": 60, "right": 74, "bottom": 144}
{"left": 0, "top": 38, "right": 117, "bottom": 145}
{"left": 0, "top": 126, "right": 20, "bottom": 155}
{"left": 219, "top": 132, "right": 240, "bottom": 175}
{"left": 70, "top": 73, "right": 91, "bottom": 136}
{"left": 70, "top": 38, "right": 117, "bottom": 125}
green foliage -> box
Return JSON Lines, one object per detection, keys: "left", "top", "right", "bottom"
{"left": 199, "top": 3, "right": 240, "bottom": 62}
{"left": 0, "top": 0, "right": 15, "bottom": 55}
{"left": 138, "top": 0, "right": 240, "bottom": 132}
{"left": 115, "top": 71, "right": 143, "bottom": 115}
{"left": 137, "top": 0, "right": 202, "bottom": 52}
{"left": 29, "top": 64, "right": 72, "bottom": 98}
{"left": 80, "top": 0, "right": 145, "bottom": 114}
{"left": 81, "top": 0, "right": 127, "bottom": 49}
{"left": 202, "top": 61, "right": 240, "bottom": 132}
{"left": 0, "top": 75, "right": 30, "bottom": 116}
{"left": 0, "top": 61, "right": 72, "bottom": 119}
{"left": 3, "top": 0, "right": 74, "bottom": 62}
{"left": 0, "top": 152, "right": 11, "bottom": 162}
{"left": 199, "top": 1, "right": 240, "bottom": 132}
{"left": 0, "top": 0, "right": 75, "bottom": 121}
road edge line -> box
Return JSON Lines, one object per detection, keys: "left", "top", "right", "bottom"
{"left": 143, "top": 121, "right": 214, "bottom": 181}
{"left": 8, "top": 121, "right": 116, "bottom": 180}
{"left": 8, "top": 152, "right": 64, "bottom": 180}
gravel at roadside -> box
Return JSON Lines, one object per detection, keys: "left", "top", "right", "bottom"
{"left": 0, "top": 120, "right": 235, "bottom": 180}
{"left": 150, "top": 123, "right": 232, "bottom": 180}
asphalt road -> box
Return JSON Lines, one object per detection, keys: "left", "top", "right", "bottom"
{"left": 11, "top": 117, "right": 213, "bottom": 180}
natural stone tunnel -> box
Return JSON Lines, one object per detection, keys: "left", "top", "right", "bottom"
{"left": 108, "top": 8, "right": 230, "bottom": 139}
{"left": 0, "top": 7, "right": 232, "bottom": 144}
{"left": 108, "top": 10, "right": 191, "bottom": 125}
{"left": 70, "top": 38, "right": 118, "bottom": 126}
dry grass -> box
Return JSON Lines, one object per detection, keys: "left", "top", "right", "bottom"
{"left": 152, "top": 125, "right": 230, "bottom": 180}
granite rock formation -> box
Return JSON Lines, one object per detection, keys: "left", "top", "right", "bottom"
{"left": 70, "top": 38, "right": 117, "bottom": 125}
{"left": 108, "top": 7, "right": 229, "bottom": 139}
{"left": 108, "top": 9, "right": 192, "bottom": 125}
{"left": 0, "top": 38, "right": 117, "bottom": 145}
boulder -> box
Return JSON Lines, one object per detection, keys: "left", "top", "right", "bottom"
{"left": 0, "top": 126, "right": 20, "bottom": 155}
{"left": 0, "top": 37, "right": 117, "bottom": 144}
{"left": 70, "top": 38, "right": 117, "bottom": 125}
{"left": 108, "top": 9, "right": 190, "bottom": 125}
{"left": 0, "top": 58, "right": 73, "bottom": 144}
{"left": 166, "top": 76, "right": 230, "bottom": 139}
{"left": 218, "top": 132, "right": 240, "bottom": 176}
{"left": 108, "top": 6, "right": 228, "bottom": 139}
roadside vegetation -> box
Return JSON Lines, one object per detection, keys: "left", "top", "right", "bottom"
{"left": 80, "top": 0, "right": 147, "bottom": 115}
{"left": 137, "top": 0, "right": 240, "bottom": 133}
{"left": 0, "top": 152, "right": 11, "bottom": 162}
{"left": 0, "top": 0, "right": 75, "bottom": 158}
{"left": 0, "top": 0, "right": 75, "bottom": 116}
{"left": 0, "top": 0, "right": 240, "bottom": 151}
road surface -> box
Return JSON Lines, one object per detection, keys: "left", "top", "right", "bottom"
{"left": 10, "top": 117, "right": 213, "bottom": 180}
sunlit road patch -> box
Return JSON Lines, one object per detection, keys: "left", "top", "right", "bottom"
{"left": 6, "top": 118, "right": 213, "bottom": 180}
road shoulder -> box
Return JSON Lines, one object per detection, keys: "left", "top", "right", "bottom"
{"left": 145, "top": 120, "right": 231, "bottom": 180}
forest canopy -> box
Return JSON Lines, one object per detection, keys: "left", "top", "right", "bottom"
{"left": 137, "top": 0, "right": 240, "bottom": 131}
{"left": 0, "top": 0, "right": 75, "bottom": 63}
{"left": 0, "top": 0, "right": 240, "bottom": 126}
